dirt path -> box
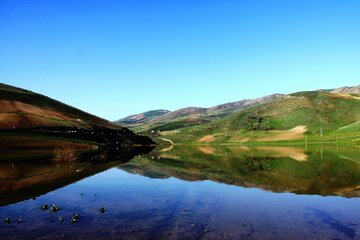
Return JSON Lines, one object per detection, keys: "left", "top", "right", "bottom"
{"left": 158, "top": 137, "right": 174, "bottom": 152}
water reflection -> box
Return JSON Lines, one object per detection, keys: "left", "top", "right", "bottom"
{"left": 0, "top": 146, "right": 154, "bottom": 206}
{"left": 0, "top": 145, "right": 359, "bottom": 239}
{"left": 121, "top": 145, "right": 360, "bottom": 197}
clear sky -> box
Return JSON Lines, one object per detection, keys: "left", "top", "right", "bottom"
{"left": 1, "top": 0, "right": 359, "bottom": 120}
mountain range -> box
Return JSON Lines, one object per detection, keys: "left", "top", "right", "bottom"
{"left": 1, "top": 82, "right": 359, "bottom": 146}
{"left": 115, "top": 94, "right": 285, "bottom": 131}
{"left": 115, "top": 85, "right": 360, "bottom": 144}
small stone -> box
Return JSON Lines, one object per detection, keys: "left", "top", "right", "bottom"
{"left": 17, "top": 219, "right": 22, "bottom": 224}
{"left": 59, "top": 217, "right": 64, "bottom": 222}
{"left": 4, "top": 218, "right": 11, "bottom": 224}
{"left": 50, "top": 204, "right": 61, "bottom": 212}
{"left": 70, "top": 214, "right": 80, "bottom": 224}
{"left": 40, "top": 204, "right": 49, "bottom": 210}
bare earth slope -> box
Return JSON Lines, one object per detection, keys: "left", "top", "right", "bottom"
{"left": 330, "top": 85, "right": 360, "bottom": 94}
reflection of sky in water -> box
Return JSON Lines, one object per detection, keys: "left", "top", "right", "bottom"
{"left": 1, "top": 167, "right": 360, "bottom": 239}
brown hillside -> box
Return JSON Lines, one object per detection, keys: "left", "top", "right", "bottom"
{"left": 0, "top": 83, "right": 121, "bottom": 130}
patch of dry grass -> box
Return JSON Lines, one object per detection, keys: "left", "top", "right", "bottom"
{"left": 53, "top": 143, "right": 95, "bottom": 163}
{"left": 198, "top": 135, "right": 215, "bottom": 142}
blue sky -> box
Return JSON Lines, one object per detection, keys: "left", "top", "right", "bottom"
{"left": 1, "top": 0, "right": 360, "bottom": 120}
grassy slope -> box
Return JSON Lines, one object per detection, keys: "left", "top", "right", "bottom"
{"left": 153, "top": 91, "right": 360, "bottom": 144}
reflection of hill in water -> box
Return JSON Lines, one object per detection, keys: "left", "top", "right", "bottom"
{"left": 120, "top": 146, "right": 360, "bottom": 198}
{"left": 0, "top": 146, "right": 154, "bottom": 206}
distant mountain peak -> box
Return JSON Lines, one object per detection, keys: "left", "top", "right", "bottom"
{"left": 208, "top": 94, "right": 285, "bottom": 112}
{"left": 115, "top": 109, "right": 171, "bottom": 125}
{"left": 329, "top": 85, "right": 360, "bottom": 94}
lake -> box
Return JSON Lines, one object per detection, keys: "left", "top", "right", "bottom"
{"left": 0, "top": 145, "right": 359, "bottom": 239}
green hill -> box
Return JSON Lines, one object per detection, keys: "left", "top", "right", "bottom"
{"left": 129, "top": 90, "right": 360, "bottom": 144}
{"left": 222, "top": 91, "right": 360, "bottom": 134}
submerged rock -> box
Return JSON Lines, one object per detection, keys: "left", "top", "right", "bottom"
{"left": 50, "top": 204, "right": 61, "bottom": 212}
{"left": 71, "top": 214, "right": 80, "bottom": 224}
{"left": 40, "top": 204, "right": 49, "bottom": 210}
{"left": 98, "top": 207, "right": 105, "bottom": 213}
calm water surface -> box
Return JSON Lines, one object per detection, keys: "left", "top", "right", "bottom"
{"left": 0, "top": 145, "right": 360, "bottom": 240}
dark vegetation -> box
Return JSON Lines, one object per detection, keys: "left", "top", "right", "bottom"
{"left": 247, "top": 113, "right": 273, "bottom": 131}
